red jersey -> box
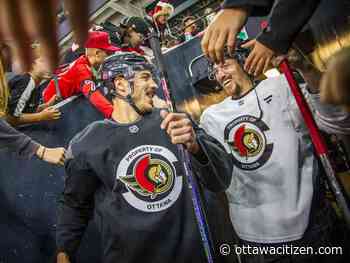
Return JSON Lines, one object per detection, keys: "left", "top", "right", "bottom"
{"left": 43, "top": 55, "right": 113, "bottom": 118}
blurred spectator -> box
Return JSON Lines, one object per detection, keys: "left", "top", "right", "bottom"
{"left": 118, "top": 16, "right": 151, "bottom": 55}
{"left": 0, "top": 43, "right": 14, "bottom": 81}
{"left": 320, "top": 47, "right": 350, "bottom": 112}
{"left": 6, "top": 46, "right": 61, "bottom": 126}
{"left": 0, "top": 54, "right": 66, "bottom": 165}
{"left": 147, "top": 0, "right": 176, "bottom": 48}
{"left": 99, "top": 21, "right": 122, "bottom": 46}
{"left": 179, "top": 16, "right": 198, "bottom": 43}
{"left": 42, "top": 31, "right": 118, "bottom": 118}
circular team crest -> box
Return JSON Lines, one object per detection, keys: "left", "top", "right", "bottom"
{"left": 116, "top": 145, "right": 182, "bottom": 212}
{"left": 224, "top": 115, "right": 273, "bottom": 170}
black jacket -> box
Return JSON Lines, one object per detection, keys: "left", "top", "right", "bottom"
{"left": 0, "top": 117, "right": 39, "bottom": 158}
{"left": 56, "top": 110, "right": 233, "bottom": 263}
{"left": 222, "top": 0, "right": 320, "bottom": 53}
{"left": 8, "top": 73, "right": 43, "bottom": 116}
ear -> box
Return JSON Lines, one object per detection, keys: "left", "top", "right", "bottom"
{"left": 114, "top": 76, "right": 129, "bottom": 95}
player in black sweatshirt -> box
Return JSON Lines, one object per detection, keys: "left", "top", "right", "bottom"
{"left": 56, "top": 53, "right": 233, "bottom": 263}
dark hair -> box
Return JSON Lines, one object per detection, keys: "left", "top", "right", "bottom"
{"left": 182, "top": 16, "right": 196, "bottom": 26}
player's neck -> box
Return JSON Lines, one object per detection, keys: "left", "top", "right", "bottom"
{"left": 111, "top": 99, "right": 141, "bottom": 124}
{"left": 231, "top": 78, "right": 253, "bottom": 99}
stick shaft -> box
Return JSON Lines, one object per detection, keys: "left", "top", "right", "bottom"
{"left": 149, "top": 30, "right": 215, "bottom": 262}
{"left": 280, "top": 60, "right": 350, "bottom": 227}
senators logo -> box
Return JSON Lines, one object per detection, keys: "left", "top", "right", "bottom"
{"left": 119, "top": 155, "right": 174, "bottom": 199}
{"left": 233, "top": 126, "right": 263, "bottom": 158}
{"left": 116, "top": 145, "right": 182, "bottom": 213}
{"left": 224, "top": 115, "right": 273, "bottom": 170}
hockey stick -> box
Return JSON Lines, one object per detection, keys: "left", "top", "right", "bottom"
{"left": 148, "top": 28, "right": 215, "bottom": 263}
{"left": 279, "top": 59, "right": 350, "bottom": 227}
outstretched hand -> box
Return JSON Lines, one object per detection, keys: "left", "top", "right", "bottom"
{"left": 242, "top": 39, "right": 275, "bottom": 76}
{"left": 201, "top": 8, "right": 249, "bottom": 64}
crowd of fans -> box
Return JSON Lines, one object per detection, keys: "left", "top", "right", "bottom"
{"left": 0, "top": 0, "right": 350, "bottom": 262}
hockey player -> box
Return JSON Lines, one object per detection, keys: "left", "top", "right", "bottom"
{"left": 42, "top": 31, "right": 118, "bottom": 118}
{"left": 56, "top": 53, "right": 233, "bottom": 263}
{"left": 199, "top": 48, "right": 349, "bottom": 262}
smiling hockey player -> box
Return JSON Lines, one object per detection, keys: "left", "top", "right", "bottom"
{"left": 56, "top": 53, "right": 233, "bottom": 263}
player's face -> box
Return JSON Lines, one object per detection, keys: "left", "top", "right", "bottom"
{"left": 132, "top": 70, "right": 158, "bottom": 113}
{"left": 214, "top": 58, "right": 247, "bottom": 96}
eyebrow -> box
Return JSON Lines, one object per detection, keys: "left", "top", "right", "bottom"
{"left": 138, "top": 71, "right": 151, "bottom": 78}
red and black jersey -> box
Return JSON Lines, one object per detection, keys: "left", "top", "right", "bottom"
{"left": 43, "top": 55, "right": 113, "bottom": 118}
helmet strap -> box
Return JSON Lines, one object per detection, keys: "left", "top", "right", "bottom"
{"left": 114, "top": 80, "right": 144, "bottom": 115}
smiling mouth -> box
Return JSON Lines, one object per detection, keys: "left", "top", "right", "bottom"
{"left": 223, "top": 79, "right": 232, "bottom": 88}
{"left": 145, "top": 89, "right": 155, "bottom": 100}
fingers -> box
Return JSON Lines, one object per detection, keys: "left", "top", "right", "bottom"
{"left": 244, "top": 41, "right": 275, "bottom": 76}
{"left": 53, "top": 113, "right": 61, "bottom": 120}
{"left": 244, "top": 51, "right": 257, "bottom": 74}
{"left": 166, "top": 119, "right": 191, "bottom": 136}
{"left": 207, "top": 30, "right": 219, "bottom": 63}
{"left": 170, "top": 133, "right": 193, "bottom": 145}
{"left": 0, "top": 0, "right": 89, "bottom": 73}
{"left": 263, "top": 56, "right": 272, "bottom": 74}
{"left": 169, "top": 125, "right": 192, "bottom": 137}
{"left": 215, "top": 30, "right": 227, "bottom": 64}
{"left": 58, "top": 152, "right": 66, "bottom": 166}
{"left": 55, "top": 148, "right": 66, "bottom": 166}
{"left": 241, "top": 39, "right": 255, "bottom": 49}
{"left": 25, "top": 0, "right": 59, "bottom": 71}
{"left": 160, "top": 111, "right": 186, "bottom": 130}
{"left": 52, "top": 109, "right": 62, "bottom": 120}
{"left": 201, "top": 9, "right": 248, "bottom": 62}
{"left": 226, "top": 30, "right": 236, "bottom": 56}
{"left": 201, "top": 27, "right": 212, "bottom": 58}
{"left": 1, "top": 0, "right": 33, "bottom": 72}
{"left": 254, "top": 58, "right": 265, "bottom": 76}
{"left": 42, "top": 147, "right": 66, "bottom": 166}
{"left": 64, "top": 0, "right": 89, "bottom": 46}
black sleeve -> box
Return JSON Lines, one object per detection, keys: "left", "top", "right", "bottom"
{"left": 256, "top": 0, "right": 321, "bottom": 53}
{"left": 7, "top": 74, "right": 31, "bottom": 116}
{"left": 0, "top": 118, "right": 39, "bottom": 158}
{"left": 56, "top": 151, "right": 100, "bottom": 261}
{"left": 190, "top": 127, "right": 233, "bottom": 193}
{"left": 222, "top": 0, "right": 274, "bottom": 16}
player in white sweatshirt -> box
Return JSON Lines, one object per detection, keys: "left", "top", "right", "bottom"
{"left": 199, "top": 49, "right": 349, "bottom": 262}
